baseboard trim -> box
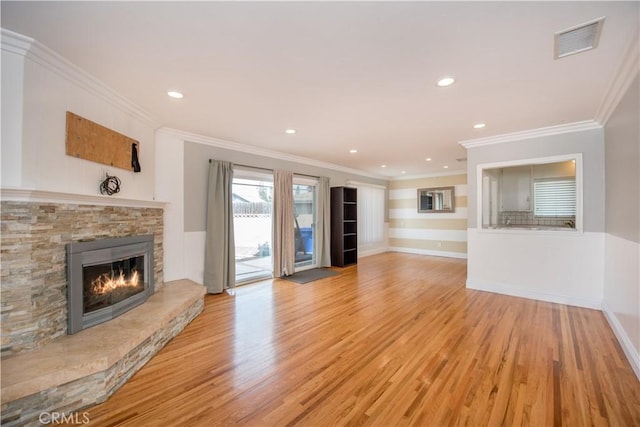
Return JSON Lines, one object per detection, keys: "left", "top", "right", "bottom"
{"left": 389, "top": 247, "right": 467, "bottom": 259}
{"left": 602, "top": 302, "right": 640, "bottom": 381}
{"left": 358, "top": 247, "right": 388, "bottom": 258}
{"left": 466, "top": 279, "right": 601, "bottom": 310}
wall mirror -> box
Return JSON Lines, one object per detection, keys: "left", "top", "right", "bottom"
{"left": 418, "top": 186, "right": 455, "bottom": 213}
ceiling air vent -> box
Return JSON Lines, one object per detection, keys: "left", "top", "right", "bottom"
{"left": 554, "top": 17, "right": 605, "bottom": 59}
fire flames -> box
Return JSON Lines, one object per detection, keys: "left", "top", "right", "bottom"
{"left": 91, "top": 269, "right": 140, "bottom": 295}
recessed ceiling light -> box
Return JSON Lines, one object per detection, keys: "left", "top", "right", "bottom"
{"left": 473, "top": 123, "right": 486, "bottom": 129}
{"left": 425, "top": 157, "right": 432, "bottom": 162}
{"left": 285, "top": 129, "right": 296, "bottom": 134}
{"left": 443, "top": 165, "right": 449, "bottom": 169}
{"left": 349, "top": 149, "right": 358, "bottom": 154}
{"left": 401, "top": 171, "right": 406, "bottom": 174}
{"left": 167, "top": 91, "right": 183, "bottom": 99}
{"left": 381, "top": 165, "right": 387, "bottom": 168}
{"left": 437, "top": 77, "right": 455, "bottom": 87}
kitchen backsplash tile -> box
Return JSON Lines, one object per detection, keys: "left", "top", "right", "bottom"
{"left": 499, "top": 211, "right": 575, "bottom": 227}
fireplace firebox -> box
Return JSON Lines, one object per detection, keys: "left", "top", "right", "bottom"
{"left": 66, "top": 235, "right": 154, "bottom": 334}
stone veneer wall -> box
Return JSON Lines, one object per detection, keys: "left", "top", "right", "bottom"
{"left": 0, "top": 202, "right": 164, "bottom": 358}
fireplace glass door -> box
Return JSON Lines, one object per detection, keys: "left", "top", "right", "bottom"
{"left": 67, "top": 235, "right": 154, "bottom": 334}
{"left": 83, "top": 255, "right": 146, "bottom": 314}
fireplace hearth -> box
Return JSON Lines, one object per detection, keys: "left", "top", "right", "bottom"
{"left": 66, "top": 235, "right": 154, "bottom": 334}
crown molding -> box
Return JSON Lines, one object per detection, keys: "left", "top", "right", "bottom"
{"left": 595, "top": 27, "right": 640, "bottom": 125}
{"left": 157, "top": 127, "right": 387, "bottom": 180}
{"left": 344, "top": 180, "right": 387, "bottom": 189}
{"left": 390, "top": 169, "right": 467, "bottom": 181}
{"left": 0, "top": 28, "right": 33, "bottom": 56}
{"left": 1, "top": 28, "right": 161, "bottom": 128}
{"left": 458, "top": 120, "right": 602, "bottom": 149}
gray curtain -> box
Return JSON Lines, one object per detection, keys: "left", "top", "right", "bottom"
{"left": 273, "top": 169, "right": 295, "bottom": 277}
{"left": 316, "top": 177, "right": 331, "bottom": 267}
{"left": 203, "top": 160, "right": 235, "bottom": 293}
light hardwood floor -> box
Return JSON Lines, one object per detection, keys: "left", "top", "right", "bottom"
{"left": 83, "top": 253, "right": 639, "bottom": 426}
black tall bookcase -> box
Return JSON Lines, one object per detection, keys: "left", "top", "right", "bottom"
{"left": 331, "top": 186, "right": 357, "bottom": 267}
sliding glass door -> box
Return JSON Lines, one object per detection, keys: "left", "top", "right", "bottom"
{"left": 233, "top": 172, "right": 273, "bottom": 284}
{"left": 232, "top": 171, "right": 319, "bottom": 280}
{"left": 293, "top": 177, "right": 317, "bottom": 271}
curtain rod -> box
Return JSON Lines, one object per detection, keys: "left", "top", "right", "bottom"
{"left": 209, "top": 159, "right": 320, "bottom": 179}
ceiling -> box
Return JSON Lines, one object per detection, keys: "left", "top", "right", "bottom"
{"left": 2, "top": 1, "right": 638, "bottom": 178}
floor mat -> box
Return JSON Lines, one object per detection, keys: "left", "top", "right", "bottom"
{"left": 282, "top": 268, "right": 339, "bottom": 284}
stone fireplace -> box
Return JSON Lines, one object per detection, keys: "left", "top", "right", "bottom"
{"left": 0, "top": 197, "right": 165, "bottom": 357}
{"left": 66, "top": 235, "right": 155, "bottom": 334}
{"left": 0, "top": 191, "right": 205, "bottom": 426}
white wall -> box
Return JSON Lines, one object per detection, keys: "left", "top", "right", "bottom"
{"left": 603, "top": 234, "right": 639, "bottom": 378}
{"left": 603, "top": 73, "right": 639, "bottom": 379}
{"left": 464, "top": 126, "right": 606, "bottom": 309}
{"left": 467, "top": 229, "right": 603, "bottom": 308}
{"left": 155, "top": 131, "right": 186, "bottom": 282}
{"left": 1, "top": 48, "right": 24, "bottom": 187}
{"left": 1, "top": 30, "right": 158, "bottom": 200}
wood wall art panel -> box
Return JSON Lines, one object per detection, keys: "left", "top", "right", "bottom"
{"left": 65, "top": 111, "right": 140, "bottom": 171}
